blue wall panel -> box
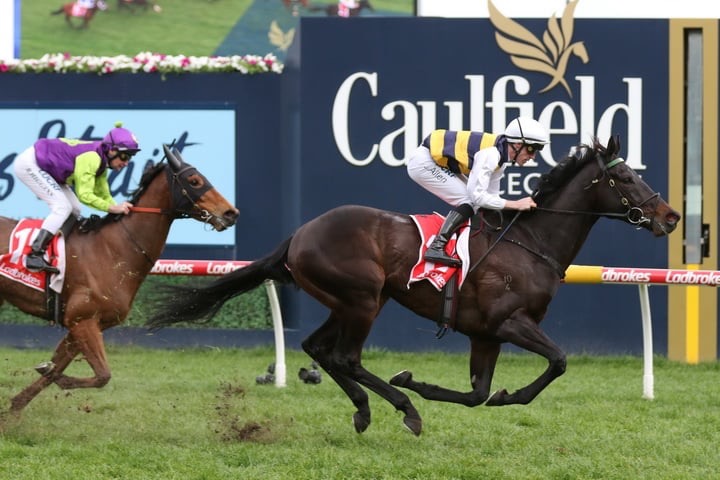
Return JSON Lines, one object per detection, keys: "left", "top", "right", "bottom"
{"left": 0, "top": 16, "right": 677, "bottom": 354}
{"left": 0, "top": 73, "right": 283, "bottom": 259}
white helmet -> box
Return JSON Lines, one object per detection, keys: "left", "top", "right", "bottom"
{"left": 504, "top": 117, "right": 550, "bottom": 145}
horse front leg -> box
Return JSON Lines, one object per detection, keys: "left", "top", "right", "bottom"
{"left": 52, "top": 318, "right": 111, "bottom": 390}
{"left": 9, "top": 332, "right": 81, "bottom": 413}
{"left": 390, "top": 340, "right": 501, "bottom": 407}
{"left": 485, "top": 312, "right": 566, "bottom": 406}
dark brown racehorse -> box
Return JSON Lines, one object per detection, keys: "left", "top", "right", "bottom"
{"left": 5, "top": 146, "right": 238, "bottom": 414}
{"left": 147, "top": 137, "right": 679, "bottom": 436}
{"left": 307, "top": 0, "right": 374, "bottom": 17}
{"left": 51, "top": 1, "right": 107, "bottom": 29}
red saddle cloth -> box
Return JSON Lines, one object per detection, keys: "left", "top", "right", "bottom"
{"left": 0, "top": 219, "right": 63, "bottom": 292}
{"left": 70, "top": 4, "right": 90, "bottom": 17}
{"left": 408, "top": 213, "right": 470, "bottom": 291}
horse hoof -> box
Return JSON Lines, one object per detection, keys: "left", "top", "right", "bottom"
{"left": 402, "top": 415, "right": 422, "bottom": 436}
{"left": 34, "top": 361, "right": 55, "bottom": 376}
{"left": 389, "top": 370, "right": 412, "bottom": 387}
{"left": 352, "top": 411, "right": 370, "bottom": 433}
{"left": 485, "top": 389, "right": 508, "bottom": 406}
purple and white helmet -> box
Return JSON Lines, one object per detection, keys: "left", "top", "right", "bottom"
{"left": 102, "top": 121, "right": 141, "bottom": 154}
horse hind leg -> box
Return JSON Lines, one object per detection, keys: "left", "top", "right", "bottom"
{"left": 302, "top": 315, "right": 373, "bottom": 434}
{"left": 304, "top": 310, "right": 423, "bottom": 436}
{"left": 349, "top": 362, "right": 422, "bottom": 436}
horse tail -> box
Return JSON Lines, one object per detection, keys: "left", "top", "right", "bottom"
{"left": 146, "top": 236, "right": 294, "bottom": 330}
{"left": 51, "top": 6, "right": 65, "bottom": 15}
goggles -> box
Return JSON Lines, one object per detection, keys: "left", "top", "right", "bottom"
{"left": 524, "top": 143, "right": 545, "bottom": 154}
{"left": 117, "top": 151, "right": 135, "bottom": 162}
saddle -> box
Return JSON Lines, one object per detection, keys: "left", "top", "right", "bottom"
{"left": 408, "top": 213, "right": 472, "bottom": 338}
{"left": 409, "top": 210, "right": 504, "bottom": 338}
{"left": 0, "top": 216, "right": 86, "bottom": 325}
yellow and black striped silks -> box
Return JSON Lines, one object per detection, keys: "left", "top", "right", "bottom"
{"left": 421, "top": 130, "right": 497, "bottom": 175}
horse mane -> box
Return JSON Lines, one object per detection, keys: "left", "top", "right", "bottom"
{"left": 88, "top": 161, "right": 167, "bottom": 230}
{"left": 127, "top": 161, "right": 167, "bottom": 204}
{"left": 532, "top": 138, "right": 606, "bottom": 205}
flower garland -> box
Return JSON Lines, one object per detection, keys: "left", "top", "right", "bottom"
{"left": 0, "top": 52, "right": 283, "bottom": 75}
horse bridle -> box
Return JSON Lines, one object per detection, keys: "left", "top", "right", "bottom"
{"left": 535, "top": 156, "right": 660, "bottom": 228}
{"left": 467, "top": 155, "right": 661, "bottom": 279}
{"left": 130, "top": 163, "right": 229, "bottom": 230}
{"left": 167, "top": 164, "right": 226, "bottom": 227}
{"left": 119, "top": 162, "right": 229, "bottom": 266}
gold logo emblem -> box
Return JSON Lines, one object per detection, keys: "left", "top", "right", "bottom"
{"left": 488, "top": 0, "right": 589, "bottom": 97}
{"left": 269, "top": 20, "right": 295, "bottom": 52}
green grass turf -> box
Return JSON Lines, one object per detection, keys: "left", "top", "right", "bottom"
{"left": 1, "top": 347, "right": 719, "bottom": 479}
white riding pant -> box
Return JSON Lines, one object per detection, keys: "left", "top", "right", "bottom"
{"left": 406, "top": 145, "right": 475, "bottom": 209}
{"left": 13, "top": 146, "right": 82, "bottom": 235}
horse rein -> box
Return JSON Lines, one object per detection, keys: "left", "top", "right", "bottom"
{"left": 466, "top": 210, "right": 522, "bottom": 274}
{"left": 129, "top": 206, "right": 168, "bottom": 214}
{"left": 533, "top": 157, "right": 659, "bottom": 229}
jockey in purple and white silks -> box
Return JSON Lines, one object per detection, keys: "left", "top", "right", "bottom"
{"left": 407, "top": 117, "right": 550, "bottom": 267}
{"left": 13, "top": 122, "right": 139, "bottom": 273}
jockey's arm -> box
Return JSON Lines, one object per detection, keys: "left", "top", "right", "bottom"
{"left": 68, "top": 152, "right": 115, "bottom": 212}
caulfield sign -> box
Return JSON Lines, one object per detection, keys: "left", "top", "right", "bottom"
{"left": 323, "top": 0, "right": 647, "bottom": 185}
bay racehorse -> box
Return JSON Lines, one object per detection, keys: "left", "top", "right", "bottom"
{"left": 147, "top": 137, "right": 679, "bottom": 436}
{"left": 4, "top": 146, "right": 238, "bottom": 415}
{"left": 51, "top": 1, "right": 107, "bottom": 29}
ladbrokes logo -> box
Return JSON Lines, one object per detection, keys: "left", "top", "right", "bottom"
{"left": 489, "top": 0, "right": 588, "bottom": 97}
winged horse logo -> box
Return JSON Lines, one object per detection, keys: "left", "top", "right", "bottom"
{"left": 488, "top": 0, "right": 589, "bottom": 97}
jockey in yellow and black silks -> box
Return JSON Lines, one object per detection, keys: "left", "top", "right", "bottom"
{"left": 422, "top": 130, "right": 498, "bottom": 175}
{"left": 407, "top": 117, "right": 550, "bottom": 267}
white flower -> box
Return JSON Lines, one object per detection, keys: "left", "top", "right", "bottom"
{"left": 0, "top": 53, "right": 284, "bottom": 75}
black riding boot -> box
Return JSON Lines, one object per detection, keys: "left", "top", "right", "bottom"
{"left": 424, "top": 208, "right": 471, "bottom": 267}
{"left": 25, "top": 229, "right": 59, "bottom": 274}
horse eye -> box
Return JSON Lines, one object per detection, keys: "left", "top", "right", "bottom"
{"left": 187, "top": 175, "right": 203, "bottom": 187}
{"left": 614, "top": 176, "right": 634, "bottom": 185}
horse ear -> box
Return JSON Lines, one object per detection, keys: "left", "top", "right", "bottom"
{"left": 163, "top": 144, "right": 182, "bottom": 171}
{"left": 606, "top": 136, "right": 617, "bottom": 156}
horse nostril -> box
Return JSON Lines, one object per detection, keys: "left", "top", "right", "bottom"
{"left": 225, "top": 208, "right": 239, "bottom": 221}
